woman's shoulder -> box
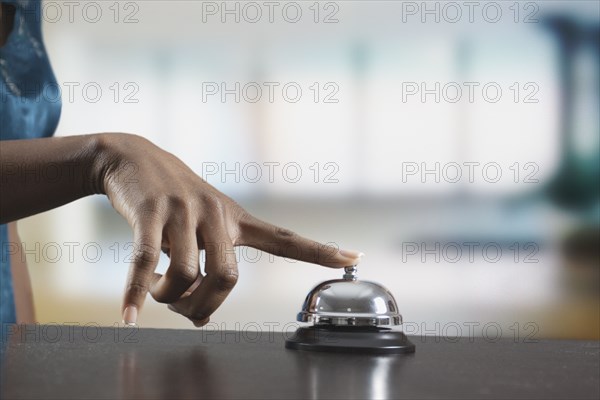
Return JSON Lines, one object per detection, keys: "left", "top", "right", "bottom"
{"left": 0, "top": 0, "right": 62, "bottom": 141}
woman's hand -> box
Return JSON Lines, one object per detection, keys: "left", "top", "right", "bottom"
{"left": 97, "top": 133, "right": 363, "bottom": 326}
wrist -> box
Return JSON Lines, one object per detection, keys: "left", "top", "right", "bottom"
{"left": 82, "top": 132, "right": 129, "bottom": 196}
{"left": 85, "top": 132, "right": 148, "bottom": 196}
{"left": 79, "top": 133, "right": 109, "bottom": 196}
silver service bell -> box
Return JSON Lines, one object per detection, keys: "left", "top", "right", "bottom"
{"left": 285, "top": 266, "right": 416, "bottom": 354}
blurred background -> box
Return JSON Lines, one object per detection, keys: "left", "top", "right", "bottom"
{"left": 17, "top": 0, "right": 599, "bottom": 339}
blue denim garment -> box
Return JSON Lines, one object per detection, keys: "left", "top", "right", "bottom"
{"left": 1, "top": 0, "right": 62, "bottom": 324}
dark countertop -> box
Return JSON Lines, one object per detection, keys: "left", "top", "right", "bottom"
{"left": 1, "top": 324, "right": 598, "bottom": 399}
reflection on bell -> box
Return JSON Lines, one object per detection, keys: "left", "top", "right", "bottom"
{"left": 285, "top": 266, "right": 416, "bottom": 354}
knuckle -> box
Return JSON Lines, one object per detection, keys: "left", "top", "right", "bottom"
{"left": 171, "top": 262, "right": 198, "bottom": 285}
{"left": 203, "top": 193, "right": 226, "bottom": 217}
{"left": 126, "top": 282, "right": 148, "bottom": 298}
{"left": 214, "top": 267, "right": 239, "bottom": 291}
{"left": 151, "top": 290, "right": 175, "bottom": 304}
{"left": 137, "top": 196, "right": 167, "bottom": 218}
{"left": 132, "top": 243, "right": 160, "bottom": 266}
{"left": 167, "top": 194, "right": 193, "bottom": 211}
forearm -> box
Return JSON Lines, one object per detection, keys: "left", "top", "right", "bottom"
{"left": 0, "top": 134, "right": 109, "bottom": 224}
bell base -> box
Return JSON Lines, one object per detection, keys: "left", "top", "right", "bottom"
{"left": 285, "top": 326, "right": 416, "bottom": 354}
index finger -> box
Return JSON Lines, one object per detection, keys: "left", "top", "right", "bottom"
{"left": 239, "top": 214, "right": 363, "bottom": 268}
{"left": 122, "top": 219, "right": 163, "bottom": 325}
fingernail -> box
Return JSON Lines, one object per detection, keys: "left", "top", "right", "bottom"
{"left": 122, "top": 305, "right": 138, "bottom": 326}
{"left": 339, "top": 249, "right": 365, "bottom": 259}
